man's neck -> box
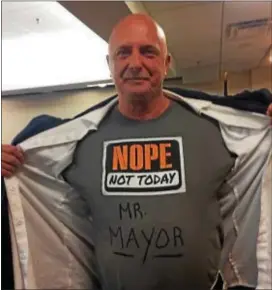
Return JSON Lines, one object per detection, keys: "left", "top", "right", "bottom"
{"left": 118, "top": 93, "right": 171, "bottom": 120}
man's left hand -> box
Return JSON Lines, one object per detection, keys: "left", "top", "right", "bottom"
{"left": 266, "top": 103, "right": 272, "bottom": 124}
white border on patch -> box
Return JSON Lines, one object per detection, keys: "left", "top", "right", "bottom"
{"left": 102, "top": 137, "right": 186, "bottom": 196}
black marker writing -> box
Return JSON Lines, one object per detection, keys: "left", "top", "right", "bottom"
{"left": 119, "top": 202, "right": 144, "bottom": 220}
{"left": 109, "top": 225, "right": 184, "bottom": 263}
{"left": 155, "top": 228, "right": 170, "bottom": 249}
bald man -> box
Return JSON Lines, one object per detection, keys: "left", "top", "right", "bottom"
{"left": 3, "top": 14, "right": 271, "bottom": 290}
{"left": 62, "top": 15, "right": 270, "bottom": 290}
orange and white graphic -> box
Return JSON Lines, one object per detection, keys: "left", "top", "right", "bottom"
{"left": 102, "top": 137, "right": 186, "bottom": 195}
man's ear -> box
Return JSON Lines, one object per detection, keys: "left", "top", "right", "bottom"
{"left": 166, "top": 54, "right": 171, "bottom": 69}
{"left": 165, "top": 54, "right": 172, "bottom": 76}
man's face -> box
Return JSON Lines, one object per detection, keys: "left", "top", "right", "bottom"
{"left": 108, "top": 21, "right": 171, "bottom": 98}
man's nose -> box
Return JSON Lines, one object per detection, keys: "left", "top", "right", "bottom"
{"left": 129, "top": 51, "right": 142, "bottom": 68}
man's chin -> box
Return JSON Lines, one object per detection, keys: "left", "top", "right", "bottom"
{"left": 127, "top": 89, "right": 151, "bottom": 98}
{"left": 126, "top": 84, "right": 151, "bottom": 93}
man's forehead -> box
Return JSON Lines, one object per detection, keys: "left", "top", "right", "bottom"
{"left": 111, "top": 26, "right": 160, "bottom": 42}
{"left": 113, "top": 41, "right": 161, "bottom": 50}
{"left": 109, "top": 30, "right": 163, "bottom": 53}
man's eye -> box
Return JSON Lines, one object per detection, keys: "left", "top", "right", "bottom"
{"left": 144, "top": 51, "right": 156, "bottom": 58}
{"left": 117, "top": 50, "right": 130, "bottom": 57}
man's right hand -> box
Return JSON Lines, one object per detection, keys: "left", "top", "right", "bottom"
{"left": 2, "top": 145, "right": 24, "bottom": 178}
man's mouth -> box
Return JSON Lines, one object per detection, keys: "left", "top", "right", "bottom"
{"left": 124, "top": 77, "right": 149, "bottom": 81}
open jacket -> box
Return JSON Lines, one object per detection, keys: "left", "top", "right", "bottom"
{"left": 4, "top": 89, "right": 272, "bottom": 290}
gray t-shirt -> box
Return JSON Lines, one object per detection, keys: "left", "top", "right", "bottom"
{"left": 63, "top": 99, "right": 235, "bottom": 290}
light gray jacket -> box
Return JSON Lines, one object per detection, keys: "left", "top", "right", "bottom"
{"left": 5, "top": 90, "right": 272, "bottom": 289}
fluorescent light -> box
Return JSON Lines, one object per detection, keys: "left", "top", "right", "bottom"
{"left": 98, "top": 84, "right": 108, "bottom": 88}
{"left": 87, "top": 82, "right": 113, "bottom": 88}
{"left": 2, "top": 2, "right": 111, "bottom": 91}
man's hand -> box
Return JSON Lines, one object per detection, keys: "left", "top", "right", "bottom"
{"left": 266, "top": 103, "right": 272, "bottom": 124}
{"left": 2, "top": 145, "right": 24, "bottom": 178}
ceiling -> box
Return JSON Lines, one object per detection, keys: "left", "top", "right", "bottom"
{"left": 2, "top": 2, "right": 111, "bottom": 91}
{"left": 2, "top": 1, "right": 272, "bottom": 92}
{"left": 2, "top": 2, "right": 79, "bottom": 39}
{"left": 143, "top": 1, "right": 272, "bottom": 83}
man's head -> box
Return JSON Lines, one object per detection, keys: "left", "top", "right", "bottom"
{"left": 107, "top": 14, "right": 171, "bottom": 101}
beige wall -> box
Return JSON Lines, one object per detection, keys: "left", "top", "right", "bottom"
{"left": 169, "top": 66, "right": 272, "bottom": 95}
{"left": 2, "top": 66, "right": 271, "bottom": 143}
{"left": 250, "top": 66, "right": 272, "bottom": 91}
{"left": 2, "top": 87, "right": 116, "bottom": 143}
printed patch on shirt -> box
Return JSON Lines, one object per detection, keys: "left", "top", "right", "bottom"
{"left": 102, "top": 137, "right": 186, "bottom": 196}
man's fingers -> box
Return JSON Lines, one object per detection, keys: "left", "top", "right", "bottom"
{"left": 2, "top": 169, "right": 13, "bottom": 178}
{"left": 1, "top": 145, "right": 24, "bottom": 178}
{"left": 265, "top": 104, "right": 272, "bottom": 125}
{"left": 15, "top": 146, "right": 25, "bottom": 163}
{"left": 266, "top": 104, "right": 272, "bottom": 116}
{"left": 2, "top": 153, "right": 22, "bottom": 167}
{"left": 2, "top": 162, "right": 17, "bottom": 174}
{"left": 2, "top": 144, "right": 17, "bottom": 153}
{"left": 266, "top": 105, "right": 272, "bottom": 125}
{"left": 3, "top": 145, "right": 25, "bottom": 163}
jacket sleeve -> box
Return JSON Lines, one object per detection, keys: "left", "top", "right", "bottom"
{"left": 228, "top": 88, "right": 272, "bottom": 114}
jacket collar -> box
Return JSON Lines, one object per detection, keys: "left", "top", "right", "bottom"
{"left": 20, "top": 90, "right": 269, "bottom": 151}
